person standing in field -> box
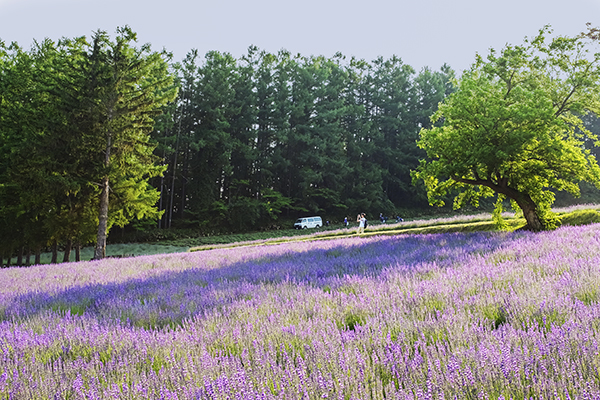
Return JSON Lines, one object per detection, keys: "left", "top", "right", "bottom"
{"left": 357, "top": 213, "right": 366, "bottom": 235}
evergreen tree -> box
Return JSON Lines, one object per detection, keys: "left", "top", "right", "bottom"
{"left": 0, "top": 42, "right": 40, "bottom": 264}
{"left": 0, "top": 40, "right": 82, "bottom": 264}
{"left": 164, "top": 50, "right": 200, "bottom": 228}
{"left": 186, "top": 51, "right": 237, "bottom": 228}
{"left": 369, "top": 56, "right": 417, "bottom": 207}
{"left": 79, "top": 27, "right": 176, "bottom": 259}
{"left": 308, "top": 54, "right": 351, "bottom": 214}
{"left": 224, "top": 47, "right": 261, "bottom": 231}
{"left": 268, "top": 50, "right": 296, "bottom": 216}
{"left": 341, "top": 57, "right": 391, "bottom": 216}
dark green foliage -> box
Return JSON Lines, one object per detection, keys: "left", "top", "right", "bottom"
{"left": 0, "top": 28, "right": 175, "bottom": 263}
{"left": 157, "top": 49, "right": 456, "bottom": 233}
{"left": 2, "top": 34, "right": 462, "bottom": 249}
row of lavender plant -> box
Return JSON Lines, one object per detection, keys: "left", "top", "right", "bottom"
{"left": 189, "top": 209, "right": 514, "bottom": 252}
{"left": 2, "top": 224, "right": 600, "bottom": 398}
{"left": 189, "top": 204, "right": 600, "bottom": 252}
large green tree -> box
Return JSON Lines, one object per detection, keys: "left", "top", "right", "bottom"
{"left": 340, "top": 57, "right": 390, "bottom": 215}
{"left": 0, "top": 42, "right": 43, "bottom": 264}
{"left": 413, "top": 26, "right": 600, "bottom": 231}
{"left": 79, "top": 28, "right": 176, "bottom": 259}
{"left": 369, "top": 56, "right": 416, "bottom": 206}
{"left": 0, "top": 29, "right": 176, "bottom": 263}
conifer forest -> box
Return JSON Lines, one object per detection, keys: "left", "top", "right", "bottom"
{"left": 2, "top": 26, "right": 599, "bottom": 263}
{"left": 0, "top": 29, "right": 457, "bottom": 261}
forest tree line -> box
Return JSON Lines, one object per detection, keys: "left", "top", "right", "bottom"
{"left": 154, "top": 46, "right": 455, "bottom": 233}
{"left": 5, "top": 28, "right": 596, "bottom": 265}
{"left": 0, "top": 28, "right": 176, "bottom": 265}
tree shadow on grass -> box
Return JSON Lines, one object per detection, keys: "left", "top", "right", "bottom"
{"left": 0, "top": 230, "right": 523, "bottom": 330}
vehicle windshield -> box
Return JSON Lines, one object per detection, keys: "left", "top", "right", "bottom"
{"left": 295, "top": 219, "right": 302, "bottom": 223}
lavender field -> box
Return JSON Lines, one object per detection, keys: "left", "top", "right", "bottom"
{"left": 2, "top": 224, "right": 600, "bottom": 399}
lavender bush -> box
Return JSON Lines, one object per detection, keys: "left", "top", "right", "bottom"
{"left": 2, "top": 224, "right": 600, "bottom": 398}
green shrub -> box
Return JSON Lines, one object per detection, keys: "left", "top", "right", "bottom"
{"left": 559, "top": 210, "right": 600, "bottom": 227}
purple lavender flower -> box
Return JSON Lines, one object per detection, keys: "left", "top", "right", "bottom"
{"left": 2, "top": 224, "right": 600, "bottom": 397}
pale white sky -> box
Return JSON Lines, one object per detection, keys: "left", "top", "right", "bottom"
{"left": 0, "top": 0, "right": 598, "bottom": 72}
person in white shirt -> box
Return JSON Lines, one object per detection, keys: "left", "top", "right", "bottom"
{"left": 357, "top": 213, "right": 366, "bottom": 235}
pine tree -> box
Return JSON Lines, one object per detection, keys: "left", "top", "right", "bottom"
{"left": 79, "top": 27, "right": 176, "bottom": 259}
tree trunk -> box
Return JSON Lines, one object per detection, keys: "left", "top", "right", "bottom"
{"left": 180, "top": 144, "right": 188, "bottom": 220}
{"left": 51, "top": 240, "right": 58, "bottom": 264}
{"left": 63, "top": 238, "right": 72, "bottom": 262}
{"left": 158, "top": 173, "right": 165, "bottom": 229}
{"left": 25, "top": 248, "right": 31, "bottom": 266}
{"left": 94, "top": 175, "right": 110, "bottom": 260}
{"left": 516, "top": 196, "right": 544, "bottom": 231}
{"left": 168, "top": 120, "right": 181, "bottom": 229}
{"left": 35, "top": 246, "right": 41, "bottom": 265}
{"left": 75, "top": 242, "right": 81, "bottom": 262}
{"left": 94, "top": 116, "right": 112, "bottom": 260}
{"left": 472, "top": 179, "right": 546, "bottom": 232}
{"left": 17, "top": 247, "right": 23, "bottom": 267}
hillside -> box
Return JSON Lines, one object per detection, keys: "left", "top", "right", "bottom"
{"left": 2, "top": 207, "right": 600, "bottom": 397}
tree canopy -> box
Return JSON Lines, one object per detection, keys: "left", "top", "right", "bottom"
{"left": 155, "top": 50, "right": 455, "bottom": 232}
{"left": 78, "top": 28, "right": 177, "bottom": 259}
{"left": 0, "top": 27, "right": 176, "bottom": 263}
{"left": 1, "top": 35, "right": 457, "bottom": 264}
{"left": 413, "top": 26, "right": 600, "bottom": 231}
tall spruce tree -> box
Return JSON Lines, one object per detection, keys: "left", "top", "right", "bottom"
{"left": 187, "top": 51, "right": 237, "bottom": 228}
{"left": 80, "top": 27, "right": 176, "bottom": 259}
{"left": 341, "top": 57, "right": 392, "bottom": 215}
{"left": 0, "top": 42, "right": 41, "bottom": 265}
{"left": 308, "top": 54, "right": 351, "bottom": 214}
{"left": 224, "top": 47, "right": 261, "bottom": 230}
{"left": 164, "top": 50, "right": 199, "bottom": 228}
{"left": 0, "top": 39, "right": 82, "bottom": 264}
{"left": 369, "top": 56, "right": 417, "bottom": 207}
{"left": 268, "top": 50, "right": 296, "bottom": 216}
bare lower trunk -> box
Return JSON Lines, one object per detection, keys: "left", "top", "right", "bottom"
{"left": 35, "top": 246, "right": 41, "bottom": 265}
{"left": 94, "top": 175, "right": 110, "bottom": 260}
{"left": 94, "top": 118, "right": 112, "bottom": 260}
{"left": 75, "top": 243, "right": 81, "bottom": 262}
{"left": 63, "top": 239, "right": 72, "bottom": 262}
{"left": 516, "top": 197, "right": 544, "bottom": 232}
{"left": 51, "top": 240, "right": 58, "bottom": 264}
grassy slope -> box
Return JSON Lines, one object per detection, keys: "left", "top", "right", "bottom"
{"left": 33, "top": 204, "right": 600, "bottom": 264}
{"left": 187, "top": 204, "right": 600, "bottom": 252}
{"left": 5, "top": 205, "right": 600, "bottom": 397}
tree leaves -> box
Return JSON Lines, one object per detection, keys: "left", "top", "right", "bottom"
{"left": 414, "top": 25, "right": 600, "bottom": 231}
{"left": 0, "top": 27, "right": 176, "bottom": 262}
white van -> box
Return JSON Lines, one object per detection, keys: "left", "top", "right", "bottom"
{"left": 294, "top": 216, "right": 323, "bottom": 229}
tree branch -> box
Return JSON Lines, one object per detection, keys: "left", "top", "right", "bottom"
{"left": 554, "top": 84, "right": 578, "bottom": 117}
